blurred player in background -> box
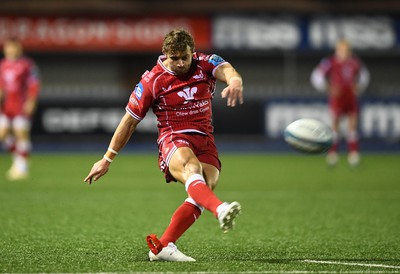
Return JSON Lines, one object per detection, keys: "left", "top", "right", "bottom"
{"left": 84, "top": 29, "right": 243, "bottom": 262}
{"left": 311, "top": 39, "right": 369, "bottom": 167}
{"left": 0, "top": 38, "right": 41, "bottom": 180}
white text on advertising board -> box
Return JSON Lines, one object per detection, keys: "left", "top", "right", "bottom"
{"left": 265, "top": 102, "right": 400, "bottom": 139}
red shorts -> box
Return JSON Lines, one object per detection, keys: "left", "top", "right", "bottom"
{"left": 329, "top": 98, "right": 359, "bottom": 118}
{"left": 158, "top": 132, "right": 221, "bottom": 183}
{"left": 2, "top": 98, "right": 26, "bottom": 118}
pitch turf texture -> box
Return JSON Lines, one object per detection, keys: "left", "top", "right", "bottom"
{"left": 1, "top": 153, "right": 399, "bottom": 273}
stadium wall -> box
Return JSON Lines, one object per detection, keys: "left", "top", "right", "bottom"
{"left": 1, "top": 13, "right": 399, "bottom": 152}
{"left": 30, "top": 97, "right": 400, "bottom": 152}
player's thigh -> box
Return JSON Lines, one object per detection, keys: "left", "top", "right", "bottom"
{"left": 169, "top": 146, "right": 203, "bottom": 184}
{"left": 329, "top": 108, "right": 341, "bottom": 130}
{"left": 201, "top": 162, "right": 220, "bottom": 190}
{"left": 347, "top": 112, "right": 358, "bottom": 131}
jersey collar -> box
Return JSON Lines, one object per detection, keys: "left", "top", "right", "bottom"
{"left": 158, "top": 55, "right": 176, "bottom": 75}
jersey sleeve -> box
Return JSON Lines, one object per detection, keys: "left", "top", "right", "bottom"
{"left": 125, "top": 81, "right": 153, "bottom": 121}
{"left": 27, "top": 60, "right": 41, "bottom": 98}
{"left": 199, "top": 53, "right": 229, "bottom": 77}
{"left": 310, "top": 57, "right": 331, "bottom": 92}
{"left": 317, "top": 57, "right": 332, "bottom": 75}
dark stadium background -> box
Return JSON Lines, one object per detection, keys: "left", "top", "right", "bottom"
{"left": 1, "top": 0, "right": 399, "bottom": 153}
{"left": 1, "top": 2, "right": 400, "bottom": 273}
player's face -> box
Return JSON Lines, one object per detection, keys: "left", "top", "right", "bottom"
{"left": 3, "top": 41, "right": 23, "bottom": 60}
{"left": 335, "top": 41, "right": 351, "bottom": 61}
{"left": 164, "top": 46, "right": 193, "bottom": 75}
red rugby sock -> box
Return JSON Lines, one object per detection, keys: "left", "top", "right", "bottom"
{"left": 185, "top": 174, "right": 223, "bottom": 217}
{"left": 329, "top": 142, "right": 339, "bottom": 153}
{"left": 4, "top": 136, "right": 16, "bottom": 153}
{"left": 347, "top": 130, "right": 359, "bottom": 153}
{"left": 347, "top": 140, "right": 359, "bottom": 152}
{"left": 159, "top": 201, "right": 201, "bottom": 246}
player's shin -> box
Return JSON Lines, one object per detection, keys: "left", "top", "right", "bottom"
{"left": 159, "top": 198, "right": 203, "bottom": 247}
{"left": 3, "top": 135, "right": 16, "bottom": 153}
{"left": 347, "top": 130, "right": 359, "bottom": 152}
{"left": 14, "top": 140, "right": 31, "bottom": 172}
{"left": 185, "top": 174, "right": 223, "bottom": 217}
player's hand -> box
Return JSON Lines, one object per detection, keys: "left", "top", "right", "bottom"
{"left": 84, "top": 158, "right": 110, "bottom": 184}
{"left": 221, "top": 79, "right": 243, "bottom": 107}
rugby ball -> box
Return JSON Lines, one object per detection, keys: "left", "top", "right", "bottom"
{"left": 284, "top": 118, "right": 333, "bottom": 154}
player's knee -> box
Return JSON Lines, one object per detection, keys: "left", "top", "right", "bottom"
{"left": 183, "top": 159, "right": 203, "bottom": 176}
{"left": 347, "top": 130, "right": 358, "bottom": 141}
{"left": 202, "top": 163, "right": 220, "bottom": 190}
{"left": 13, "top": 130, "right": 29, "bottom": 140}
{"left": 207, "top": 179, "right": 218, "bottom": 190}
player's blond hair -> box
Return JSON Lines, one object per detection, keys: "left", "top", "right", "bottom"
{"left": 162, "top": 29, "right": 195, "bottom": 55}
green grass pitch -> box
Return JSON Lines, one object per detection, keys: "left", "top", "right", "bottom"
{"left": 1, "top": 153, "right": 399, "bottom": 273}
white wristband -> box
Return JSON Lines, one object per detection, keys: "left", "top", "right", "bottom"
{"left": 107, "top": 147, "right": 119, "bottom": 155}
{"left": 229, "top": 76, "right": 242, "bottom": 85}
{"left": 103, "top": 155, "right": 113, "bottom": 163}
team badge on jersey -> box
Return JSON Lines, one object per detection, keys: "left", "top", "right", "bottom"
{"left": 134, "top": 82, "right": 144, "bottom": 100}
{"left": 208, "top": 54, "right": 225, "bottom": 66}
{"left": 178, "top": 87, "right": 197, "bottom": 103}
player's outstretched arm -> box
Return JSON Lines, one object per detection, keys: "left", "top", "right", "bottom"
{"left": 84, "top": 158, "right": 111, "bottom": 185}
{"left": 84, "top": 112, "right": 140, "bottom": 184}
{"left": 215, "top": 63, "right": 243, "bottom": 107}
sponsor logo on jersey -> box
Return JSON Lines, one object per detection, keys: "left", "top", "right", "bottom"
{"left": 208, "top": 54, "right": 225, "bottom": 66}
{"left": 142, "top": 70, "right": 155, "bottom": 82}
{"left": 178, "top": 87, "right": 197, "bottom": 103}
{"left": 164, "top": 146, "right": 170, "bottom": 155}
{"left": 176, "top": 139, "right": 190, "bottom": 146}
{"left": 129, "top": 95, "right": 139, "bottom": 106}
{"left": 134, "top": 82, "right": 143, "bottom": 100}
{"left": 162, "top": 85, "right": 172, "bottom": 92}
{"left": 193, "top": 70, "right": 204, "bottom": 80}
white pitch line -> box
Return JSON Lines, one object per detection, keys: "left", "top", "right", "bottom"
{"left": 304, "top": 259, "right": 400, "bottom": 269}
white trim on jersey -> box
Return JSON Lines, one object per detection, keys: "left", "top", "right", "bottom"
{"left": 152, "top": 71, "right": 169, "bottom": 99}
{"left": 174, "top": 129, "right": 207, "bottom": 135}
{"left": 157, "top": 129, "right": 207, "bottom": 145}
{"left": 212, "top": 61, "right": 229, "bottom": 77}
{"left": 158, "top": 55, "right": 175, "bottom": 75}
{"left": 125, "top": 107, "right": 142, "bottom": 121}
{"left": 165, "top": 144, "right": 178, "bottom": 167}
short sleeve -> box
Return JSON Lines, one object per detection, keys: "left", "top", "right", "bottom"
{"left": 199, "top": 53, "right": 229, "bottom": 77}
{"left": 318, "top": 57, "right": 332, "bottom": 75}
{"left": 27, "top": 60, "right": 41, "bottom": 97}
{"left": 125, "top": 81, "right": 153, "bottom": 121}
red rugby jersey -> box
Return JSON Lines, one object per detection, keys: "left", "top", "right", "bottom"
{"left": 126, "top": 52, "right": 228, "bottom": 143}
{"left": 0, "top": 56, "right": 40, "bottom": 116}
{"left": 317, "top": 55, "right": 362, "bottom": 100}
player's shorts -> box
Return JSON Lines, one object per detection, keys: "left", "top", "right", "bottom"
{"left": 329, "top": 97, "right": 359, "bottom": 119}
{"left": 0, "top": 113, "right": 31, "bottom": 131}
{"left": 158, "top": 132, "right": 221, "bottom": 183}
